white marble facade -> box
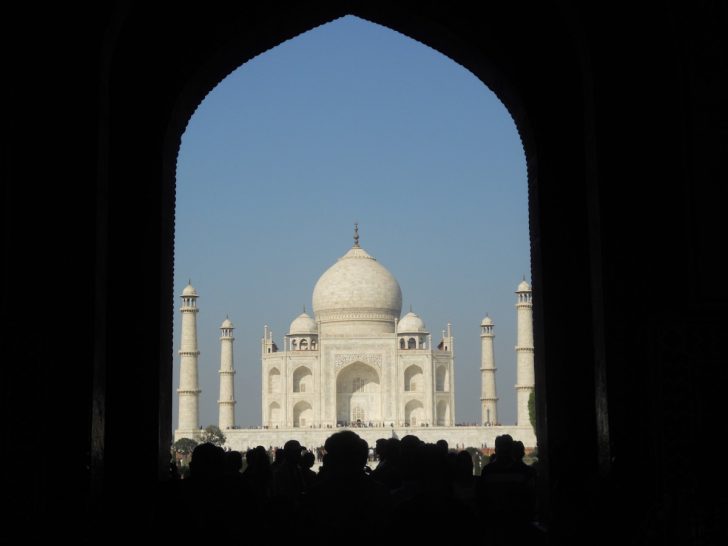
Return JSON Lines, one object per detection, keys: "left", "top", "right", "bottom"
{"left": 175, "top": 229, "right": 536, "bottom": 448}
{"left": 262, "top": 233, "right": 455, "bottom": 429}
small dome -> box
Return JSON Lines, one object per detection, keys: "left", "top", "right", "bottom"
{"left": 221, "top": 318, "right": 234, "bottom": 328}
{"left": 182, "top": 283, "right": 197, "bottom": 296}
{"left": 289, "top": 312, "right": 317, "bottom": 335}
{"left": 481, "top": 316, "right": 493, "bottom": 326}
{"left": 398, "top": 311, "right": 427, "bottom": 333}
{"left": 517, "top": 280, "right": 531, "bottom": 292}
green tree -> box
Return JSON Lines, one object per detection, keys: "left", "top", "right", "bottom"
{"left": 528, "top": 390, "right": 536, "bottom": 431}
{"left": 201, "top": 424, "right": 226, "bottom": 447}
{"left": 172, "top": 437, "right": 198, "bottom": 456}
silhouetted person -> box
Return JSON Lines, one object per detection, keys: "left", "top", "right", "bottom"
{"left": 476, "top": 434, "right": 538, "bottom": 545}
{"left": 388, "top": 442, "right": 476, "bottom": 538}
{"left": 452, "top": 449, "right": 478, "bottom": 516}
{"left": 241, "top": 445, "right": 272, "bottom": 507}
{"left": 390, "top": 434, "right": 424, "bottom": 507}
{"left": 224, "top": 449, "right": 244, "bottom": 475}
{"left": 370, "top": 437, "right": 402, "bottom": 491}
{"left": 269, "top": 439, "right": 307, "bottom": 523}
{"left": 302, "top": 431, "right": 391, "bottom": 538}
{"left": 222, "top": 449, "right": 250, "bottom": 506}
{"left": 300, "top": 450, "right": 318, "bottom": 490}
{"left": 155, "top": 442, "right": 237, "bottom": 540}
{"left": 189, "top": 442, "right": 226, "bottom": 482}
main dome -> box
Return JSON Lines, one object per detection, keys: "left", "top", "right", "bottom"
{"left": 312, "top": 245, "right": 402, "bottom": 335}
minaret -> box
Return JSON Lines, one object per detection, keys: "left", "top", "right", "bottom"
{"left": 262, "top": 324, "right": 276, "bottom": 354}
{"left": 480, "top": 315, "right": 498, "bottom": 425}
{"left": 218, "top": 317, "right": 236, "bottom": 430}
{"left": 177, "top": 282, "right": 201, "bottom": 435}
{"left": 515, "top": 279, "right": 535, "bottom": 427}
{"left": 439, "top": 322, "right": 454, "bottom": 352}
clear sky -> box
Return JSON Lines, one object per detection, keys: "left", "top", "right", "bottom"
{"left": 173, "top": 15, "right": 529, "bottom": 430}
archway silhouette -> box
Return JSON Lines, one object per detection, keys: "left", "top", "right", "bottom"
{"left": 163, "top": 2, "right": 550, "bottom": 502}
{"left": 17, "top": 2, "right": 725, "bottom": 542}
{"left": 89, "top": 4, "right": 610, "bottom": 537}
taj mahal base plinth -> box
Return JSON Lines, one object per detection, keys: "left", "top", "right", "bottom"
{"left": 176, "top": 425, "right": 537, "bottom": 452}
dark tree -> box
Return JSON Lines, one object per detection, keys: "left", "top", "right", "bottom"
{"left": 528, "top": 390, "right": 536, "bottom": 432}
{"left": 172, "top": 437, "right": 198, "bottom": 456}
{"left": 201, "top": 425, "right": 226, "bottom": 447}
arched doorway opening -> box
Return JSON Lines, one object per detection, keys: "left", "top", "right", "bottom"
{"left": 436, "top": 400, "right": 450, "bottom": 426}
{"left": 404, "top": 365, "right": 423, "bottom": 392}
{"left": 405, "top": 399, "right": 425, "bottom": 427}
{"left": 268, "top": 368, "right": 281, "bottom": 393}
{"left": 292, "top": 366, "right": 312, "bottom": 393}
{"left": 435, "top": 365, "right": 449, "bottom": 392}
{"left": 268, "top": 402, "right": 281, "bottom": 428}
{"left": 336, "top": 362, "right": 380, "bottom": 426}
{"left": 293, "top": 400, "right": 312, "bottom": 428}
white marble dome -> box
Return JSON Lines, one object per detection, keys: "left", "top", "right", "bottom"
{"left": 221, "top": 318, "right": 234, "bottom": 328}
{"left": 289, "top": 312, "right": 317, "bottom": 335}
{"left": 312, "top": 245, "right": 402, "bottom": 335}
{"left": 182, "top": 283, "right": 197, "bottom": 296}
{"left": 481, "top": 316, "right": 494, "bottom": 326}
{"left": 517, "top": 280, "right": 531, "bottom": 292}
{"left": 398, "top": 311, "right": 427, "bottom": 332}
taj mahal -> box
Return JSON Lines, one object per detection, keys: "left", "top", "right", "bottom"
{"left": 175, "top": 226, "right": 537, "bottom": 450}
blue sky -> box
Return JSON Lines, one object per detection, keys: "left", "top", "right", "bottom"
{"left": 173, "top": 15, "right": 529, "bottom": 430}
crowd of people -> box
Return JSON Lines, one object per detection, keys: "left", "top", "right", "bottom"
{"left": 155, "top": 432, "right": 543, "bottom": 543}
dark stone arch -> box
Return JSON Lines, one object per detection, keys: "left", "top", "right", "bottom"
{"left": 10, "top": 3, "right": 674, "bottom": 540}
{"left": 108, "top": 6, "right": 589, "bottom": 534}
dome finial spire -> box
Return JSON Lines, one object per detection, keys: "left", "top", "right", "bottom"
{"left": 303, "top": 304, "right": 306, "bottom": 313}
{"left": 353, "top": 222, "right": 360, "bottom": 248}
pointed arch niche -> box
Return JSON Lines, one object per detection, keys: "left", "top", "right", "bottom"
{"left": 336, "top": 362, "right": 381, "bottom": 425}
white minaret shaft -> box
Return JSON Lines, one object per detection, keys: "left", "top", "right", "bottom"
{"left": 480, "top": 316, "right": 498, "bottom": 425}
{"left": 218, "top": 318, "right": 236, "bottom": 430}
{"left": 177, "top": 283, "right": 201, "bottom": 432}
{"left": 515, "top": 280, "right": 535, "bottom": 427}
